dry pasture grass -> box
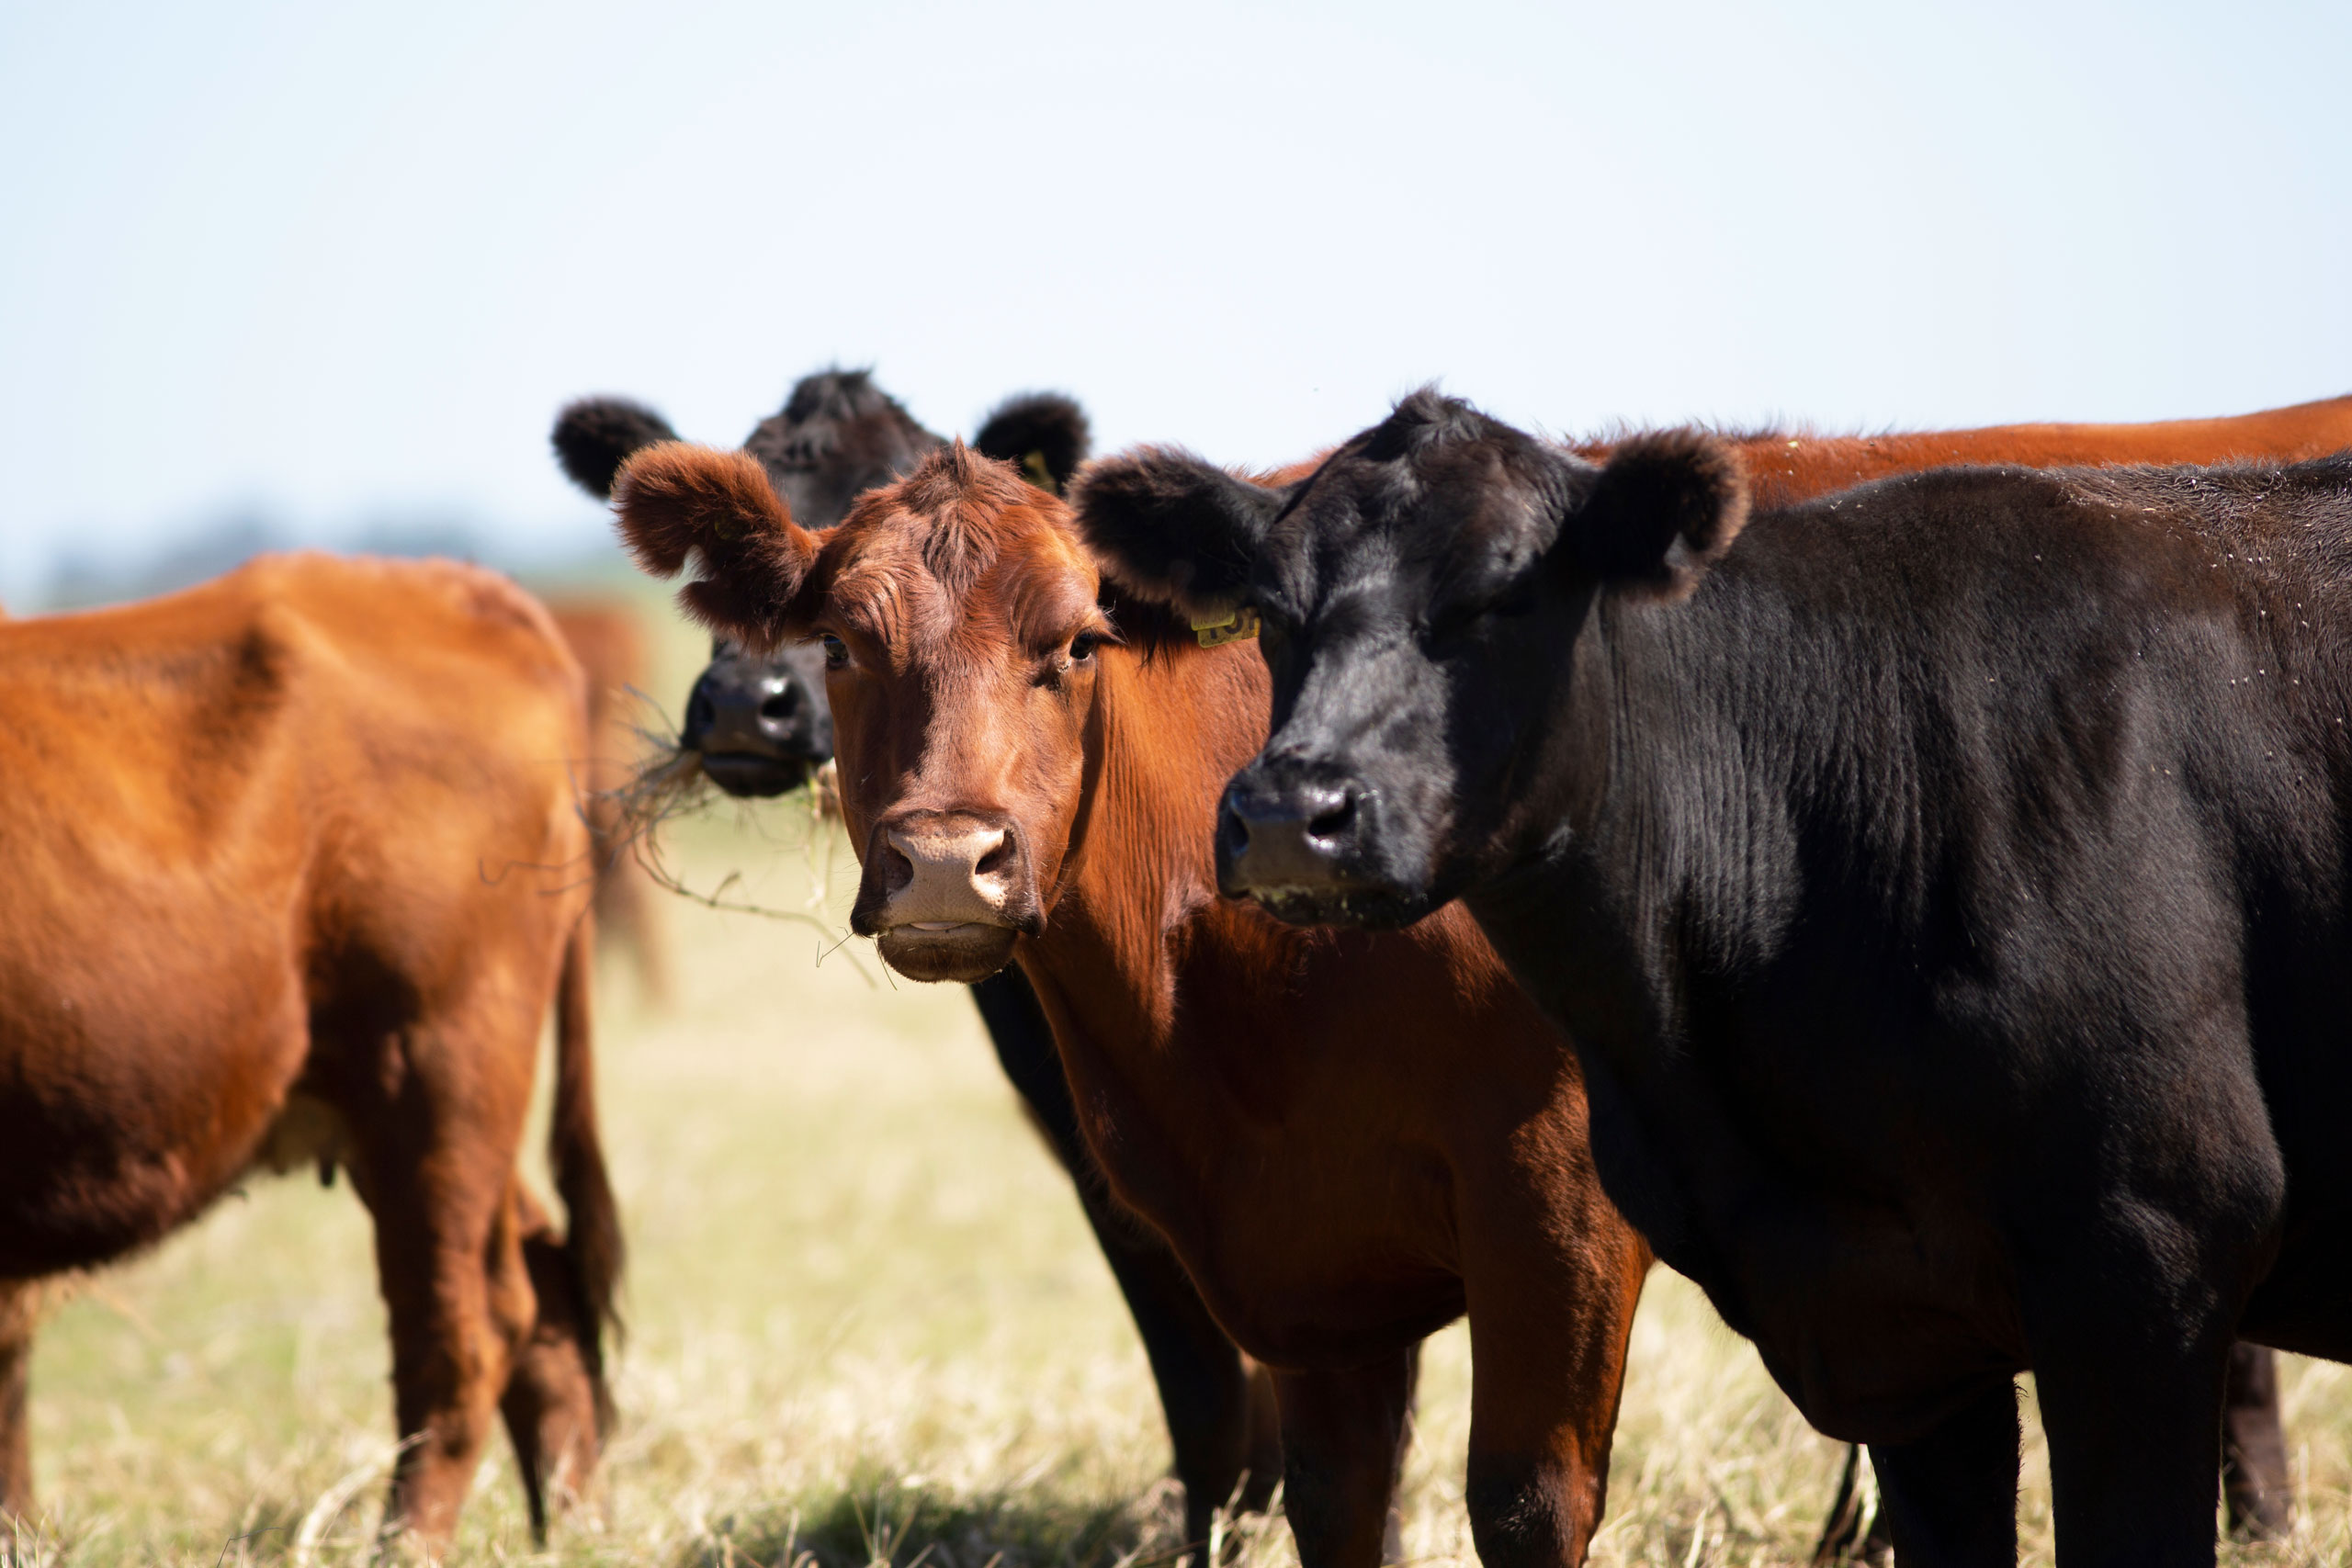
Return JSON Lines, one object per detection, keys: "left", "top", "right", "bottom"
{"left": 12, "top": 604, "right": 2352, "bottom": 1567}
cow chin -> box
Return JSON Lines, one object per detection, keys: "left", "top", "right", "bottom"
{"left": 698, "top": 751, "right": 813, "bottom": 798}
{"left": 1238, "top": 882, "right": 1436, "bottom": 931}
{"left": 875, "top": 921, "right": 1021, "bottom": 983}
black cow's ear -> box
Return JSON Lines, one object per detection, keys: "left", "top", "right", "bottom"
{"left": 551, "top": 397, "right": 682, "bottom": 499}
{"left": 612, "top": 444, "right": 824, "bottom": 649}
{"left": 1069, "top": 448, "right": 1283, "bottom": 619}
{"left": 1557, "top": 430, "right": 1749, "bottom": 601}
{"left": 973, "top": 393, "right": 1091, "bottom": 495}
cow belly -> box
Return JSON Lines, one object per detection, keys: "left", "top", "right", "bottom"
{"left": 0, "top": 952, "right": 308, "bottom": 1278}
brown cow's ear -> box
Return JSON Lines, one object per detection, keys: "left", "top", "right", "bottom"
{"left": 612, "top": 443, "right": 823, "bottom": 649}
{"left": 1557, "top": 430, "right": 1750, "bottom": 602}
{"left": 1069, "top": 448, "right": 1283, "bottom": 621}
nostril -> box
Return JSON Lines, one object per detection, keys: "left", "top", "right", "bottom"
{"left": 1307, "top": 791, "right": 1357, "bottom": 840}
{"left": 759, "top": 688, "right": 798, "bottom": 722}
{"left": 684, "top": 689, "right": 716, "bottom": 736}
{"left": 974, "top": 832, "right": 1014, "bottom": 878}
{"left": 881, "top": 842, "right": 914, "bottom": 898}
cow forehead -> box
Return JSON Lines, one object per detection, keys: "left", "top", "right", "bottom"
{"left": 1275, "top": 461, "right": 1546, "bottom": 624}
{"left": 820, "top": 500, "right": 1098, "bottom": 660}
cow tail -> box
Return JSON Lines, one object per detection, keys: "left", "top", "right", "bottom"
{"left": 551, "top": 908, "right": 625, "bottom": 1402}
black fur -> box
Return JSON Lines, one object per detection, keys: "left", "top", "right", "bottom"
{"left": 1068, "top": 449, "right": 1288, "bottom": 619}
{"left": 1108, "top": 383, "right": 2352, "bottom": 1563}
{"left": 551, "top": 397, "right": 681, "bottom": 499}
{"left": 973, "top": 392, "right": 1091, "bottom": 494}
{"left": 743, "top": 368, "right": 939, "bottom": 530}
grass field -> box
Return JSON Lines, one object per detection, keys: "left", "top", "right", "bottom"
{"left": 14, "top": 594, "right": 2352, "bottom": 1567}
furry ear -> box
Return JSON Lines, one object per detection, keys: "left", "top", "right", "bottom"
{"left": 552, "top": 397, "right": 682, "bottom": 499}
{"left": 612, "top": 444, "right": 823, "bottom": 649}
{"left": 973, "top": 392, "right": 1091, "bottom": 495}
{"left": 1559, "top": 430, "right": 1749, "bottom": 601}
{"left": 1068, "top": 448, "right": 1284, "bottom": 620}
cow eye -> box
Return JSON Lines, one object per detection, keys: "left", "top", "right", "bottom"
{"left": 1069, "top": 631, "right": 1101, "bottom": 662}
{"left": 820, "top": 634, "right": 848, "bottom": 670}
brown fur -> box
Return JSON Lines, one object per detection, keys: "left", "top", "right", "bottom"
{"left": 613, "top": 443, "right": 822, "bottom": 649}
{"left": 0, "top": 554, "right": 620, "bottom": 1550}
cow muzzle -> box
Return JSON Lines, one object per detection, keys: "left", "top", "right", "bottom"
{"left": 1216, "top": 761, "right": 1427, "bottom": 928}
{"left": 854, "top": 812, "right": 1037, "bottom": 981}
{"left": 682, "top": 648, "right": 832, "bottom": 798}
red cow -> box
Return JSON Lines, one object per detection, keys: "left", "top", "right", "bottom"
{"left": 0, "top": 554, "right": 622, "bottom": 1553}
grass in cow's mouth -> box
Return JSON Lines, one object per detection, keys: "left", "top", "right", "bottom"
{"left": 14, "top": 615, "right": 2352, "bottom": 1568}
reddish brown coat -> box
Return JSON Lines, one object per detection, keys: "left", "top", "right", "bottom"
{"left": 0, "top": 554, "right": 620, "bottom": 1550}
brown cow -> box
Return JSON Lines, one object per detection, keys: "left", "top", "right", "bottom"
{"left": 616, "top": 392, "right": 2352, "bottom": 1568}
{"left": 548, "top": 597, "right": 670, "bottom": 1003}
{"left": 0, "top": 553, "right": 621, "bottom": 1552}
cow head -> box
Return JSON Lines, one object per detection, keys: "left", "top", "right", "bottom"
{"left": 613, "top": 441, "right": 1112, "bottom": 983}
{"left": 551, "top": 376, "right": 1090, "bottom": 799}
{"left": 1073, "top": 389, "right": 1748, "bottom": 926}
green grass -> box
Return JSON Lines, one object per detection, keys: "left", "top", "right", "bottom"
{"left": 14, "top": 598, "right": 2352, "bottom": 1565}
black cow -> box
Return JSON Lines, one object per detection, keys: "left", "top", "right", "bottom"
{"left": 1074, "top": 389, "right": 2352, "bottom": 1567}
{"left": 552, "top": 371, "right": 1283, "bottom": 1554}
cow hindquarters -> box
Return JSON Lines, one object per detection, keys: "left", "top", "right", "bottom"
{"left": 499, "top": 1186, "right": 605, "bottom": 1539}
{"left": 1272, "top": 1348, "right": 1418, "bottom": 1568}
{"left": 0, "top": 1281, "right": 33, "bottom": 1519}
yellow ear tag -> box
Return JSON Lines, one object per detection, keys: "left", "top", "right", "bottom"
{"left": 1190, "top": 607, "right": 1261, "bottom": 649}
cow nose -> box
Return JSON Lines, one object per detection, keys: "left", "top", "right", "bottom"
{"left": 683, "top": 665, "right": 817, "bottom": 759}
{"left": 880, "top": 822, "right": 1020, "bottom": 925}
{"left": 1217, "top": 774, "right": 1364, "bottom": 892}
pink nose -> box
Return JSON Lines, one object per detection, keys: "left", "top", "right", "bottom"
{"left": 881, "top": 822, "right": 1018, "bottom": 927}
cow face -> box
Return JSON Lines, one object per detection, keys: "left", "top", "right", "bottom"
{"left": 678, "top": 636, "right": 834, "bottom": 796}
{"left": 553, "top": 377, "right": 1091, "bottom": 807}
{"left": 614, "top": 443, "right": 1111, "bottom": 983}
{"left": 1074, "top": 389, "right": 1747, "bottom": 927}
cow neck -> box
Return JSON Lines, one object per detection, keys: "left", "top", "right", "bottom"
{"left": 1013, "top": 637, "right": 1303, "bottom": 1224}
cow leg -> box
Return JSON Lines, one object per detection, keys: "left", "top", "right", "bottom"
{"left": 1271, "top": 1349, "right": 1417, "bottom": 1568}
{"left": 2033, "top": 1335, "right": 2230, "bottom": 1568}
{"left": 1867, "top": 1382, "right": 2019, "bottom": 1568}
{"left": 0, "top": 1281, "right": 33, "bottom": 1519}
{"left": 334, "top": 1019, "right": 537, "bottom": 1554}
{"left": 967, "top": 971, "right": 1282, "bottom": 1551}
{"left": 1458, "top": 1193, "right": 1647, "bottom": 1568}
{"left": 497, "top": 1184, "right": 605, "bottom": 1541}
{"left": 2220, "top": 1342, "right": 2290, "bottom": 1540}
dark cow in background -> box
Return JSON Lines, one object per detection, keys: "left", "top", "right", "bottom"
{"left": 1077, "top": 389, "right": 2352, "bottom": 1567}
{"left": 0, "top": 555, "right": 622, "bottom": 1551}
{"left": 551, "top": 370, "right": 1285, "bottom": 1553}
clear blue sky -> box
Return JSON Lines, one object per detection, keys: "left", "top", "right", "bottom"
{"left": 3, "top": 0, "right": 2346, "bottom": 604}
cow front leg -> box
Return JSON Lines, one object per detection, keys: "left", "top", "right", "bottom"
{"left": 2032, "top": 1330, "right": 2231, "bottom": 1568}
{"left": 2220, "top": 1342, "right": 2290, "bottom": 1540}
{"left": 0, "top": 1282, "right": 33, "bottom": 1519}
{"left": 1867, "top": 1382, "right": 2019, "bottom": 1568}
{"left": 969, "top": 970, "right": 1282, "bottom": 1552}
{"left": 1272, "top": 1349, "right": 1417, "bottom": 1568}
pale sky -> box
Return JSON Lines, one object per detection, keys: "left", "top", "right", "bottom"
{"left": 3, "top": 0, "right": 2346, "bottom": 604}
